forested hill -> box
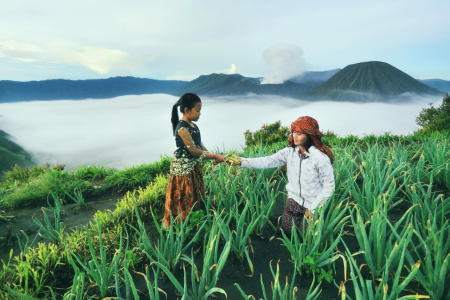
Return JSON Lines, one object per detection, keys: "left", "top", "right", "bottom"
{"left": 289, "top": 69, "right": 341, "bottom": 84}
{"left": 418, "top": 79, "right": 450, "bottom": 93}
{"left": 297, "top": 61, "right": 444, "bottom": 102}
{"left": 0, "top": 77, "right": 187, "bottom": 103}
{"left": 0, "top": 130, "right": 34, "bottom": 177}
{"left": 170, "top": 73, "right": 320, "bottom": 96}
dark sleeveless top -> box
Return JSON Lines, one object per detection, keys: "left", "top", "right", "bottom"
{"left": 170, "top": 120, "right": 207, "bottom": 176}
{"left": 174, "top": 120, "right": 202, "bottom": 159}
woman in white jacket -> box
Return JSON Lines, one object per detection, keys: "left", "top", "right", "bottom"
{"left": 239, "top": 116, "right": 335, "bottom": 237}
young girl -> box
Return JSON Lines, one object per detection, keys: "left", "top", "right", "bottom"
{"left": 238, "top": 116, "right": 335, "bottom": 237}
{"left": 164, "top": 93, "right": 224, "bottom": 228}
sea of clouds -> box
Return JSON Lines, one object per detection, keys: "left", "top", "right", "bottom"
{"left": 0, "top": 93, "right": 444, "bottom": 170}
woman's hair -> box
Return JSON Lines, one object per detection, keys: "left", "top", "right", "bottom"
{"left": 171, "top": 93, "right": 202, "bottom": 135}
{"left": 290, "top": 133, "right": 313, "bottom": 152}
{"left": 303, "top": 134, "right": 313, "bottom": 152}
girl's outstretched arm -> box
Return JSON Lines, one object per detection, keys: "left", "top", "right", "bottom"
{"left": 178, "top": 127, "right": 224, "bottom": 164}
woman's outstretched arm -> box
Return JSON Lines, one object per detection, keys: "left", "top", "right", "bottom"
{"left": 239, "top": 147, "right": 289, "bottom": 169}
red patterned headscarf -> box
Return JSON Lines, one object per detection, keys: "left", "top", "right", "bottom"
{"left": 288, "top": 116, "right": 335, "bottom": 165}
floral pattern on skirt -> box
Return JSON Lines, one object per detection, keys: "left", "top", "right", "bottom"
{"left": 280, "top": 198, "right": 309, "bottom": 238}
{"left": 164, "top": 162, "right": 205, "bottom": 227}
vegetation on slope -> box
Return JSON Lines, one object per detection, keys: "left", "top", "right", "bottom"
{"left": 170, "top": 73, "right": 320, "bottom": 97}
{"left": 0, "top": 131, "right": 34, "bottom": 178}
{"left": 0, "top": 156, "right": 171, "bottom": 209}
{"left": 416, "top": 93, "right": 450, "bottom": 133}
{"left": 289, "top": 68, "right": 341, "bottom": 84}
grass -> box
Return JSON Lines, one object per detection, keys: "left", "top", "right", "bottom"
{"left": 0, "top": 128, "right": 449, "bottom": 299}
{"left": 0, "top": 155, "right": 170, "bottom": 209}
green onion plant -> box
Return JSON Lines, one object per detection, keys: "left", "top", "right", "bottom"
{"left": 404, "top": 177, "right": 450, "bottom": 230}
{"left": 407, "top": 212, "right": 450, "bottom": 300}
{"left": 32, "top": 192, "right": 65, "bottom": 244}
{"left": 112, "top": 259, "right": 166, "bottom": 300}
{"left": 349, "top": 144, "right": 407, "bottom": 221}
{"left": 64, "top": 188, "right": 85, "bottom": 207}
{"left": 16, "top": 230, "right": 39, "bottom": 261}
{"left": 63, "top": 257, "right": 87, "bottom": 300}
{"left": 240, "top": 176, "right": 280, "bottom": 235}
{"left": 350, "top": 205, "right": 414, "bottom": 280}
{"left": 332, "top": 147, "right": 358, "bottom": 196}
{"left": 204, "top": 163, "right": 241, "bottom": 214}
{"left": 218, "top": 203, "right": 261, "bottom": 276}
{"left": 405, "top": 148, "right": 434, "bottom": 186}
{"left": 235, "top": 261, "right": 322, "bottom": 300}
{"left": 410, "top": 136, "right": 450, "bottom": 187}
{"left": 130, "top": 200, "right": 206, "bottom": 280}
{"left": 278, "top": 192, "right": 348, "bottom": 277}
{"left": 153, "top": 216, "right": 231, "bottom": 300}
{"left": 337, "top": 240, "right": 424, "bottom": 300}
{"left": 64, "top": 219, "right": 123, "bottom": 298}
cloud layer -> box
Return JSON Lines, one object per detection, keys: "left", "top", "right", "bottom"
{"left": 0, "top": 94, "right": 443, "bottom": 170}
{"left": 0, "top": 38, "right": 144, "bottom": 75}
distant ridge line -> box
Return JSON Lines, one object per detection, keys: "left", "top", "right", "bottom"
{"left": 0, "top": 62, "right": 446, "bottom": 103}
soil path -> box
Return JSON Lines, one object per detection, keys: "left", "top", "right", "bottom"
{"left": 0, "top": 191, "right": 128, "bottom": 268}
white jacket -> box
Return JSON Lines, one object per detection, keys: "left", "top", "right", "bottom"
{"left": 240, "top": 145, "right": 335, "bottom": 212}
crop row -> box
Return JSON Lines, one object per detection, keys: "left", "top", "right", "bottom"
{"left": 0, "top": 132, "right": 449, "bottom": 299}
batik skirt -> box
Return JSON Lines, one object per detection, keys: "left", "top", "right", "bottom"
{"left": 280, "top": 198, "right": 309, "bottom": 238}
{"left": 164, "top": 162, "right": 205, "bottom": 227}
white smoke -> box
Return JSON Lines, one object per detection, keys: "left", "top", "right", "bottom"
{"left": 229, "top": 64, "right": 237, "bottom": 74}
{"left": 261, "top": 43, "right": 310, "bottom": 84}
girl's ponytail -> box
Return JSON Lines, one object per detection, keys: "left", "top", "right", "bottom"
{"left": 171, "top": 100, "right": 180, "bottom": 136}
{"left": 171, "top": 93, "right": 201, "bottom": 136}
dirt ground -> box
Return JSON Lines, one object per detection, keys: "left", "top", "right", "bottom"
{"left": 0, "top": 190, "right": 128, "bottom": 268}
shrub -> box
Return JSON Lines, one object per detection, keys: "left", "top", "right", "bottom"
{"left": 2, "top": 163, "right": 62, "bottom": 184}
{"left": 104, "top": 155, "right": 171, "bottom": 189}
{"left": 415, "top": 93, "right": 450, "bottom": 133}
{"left": 244, "top": 121, "right": 290, "bottom": 147}
{"left": 244, "top": 121, "right": 339, "bottom": 148}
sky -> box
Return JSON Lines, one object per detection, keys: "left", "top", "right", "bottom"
{"left": 0, "top": 0, "right": 449, "bottom": 82}
{"left": 0, "top": 94, "right": 443, "bottom": 170}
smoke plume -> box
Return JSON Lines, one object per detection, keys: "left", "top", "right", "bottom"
{"left": 261, "top": 43, "right": 310, "bottom": 84}
{"left": 229, "top": 64, "right": 237, "bottom": 74}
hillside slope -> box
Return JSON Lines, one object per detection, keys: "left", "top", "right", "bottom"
{"left": 170, "top": 73, "right": 319, "bottom": 97}
{"left": 419, "top": 79, "right": 450, "bottom": 93}
{"left": 289, "top": 69, "right": 341, "bottom": 84}
{"left": 0, "top": 130, "right": 34, "bottom": 176}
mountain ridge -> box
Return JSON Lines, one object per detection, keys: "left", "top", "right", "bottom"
{"left": 418, "top": 79, "right": 450, "bottom": 93}
{"left": 0, "top": 62, "right": 446, "bottom": 103}
{"left": 296, "top": 61, "right": 443, "bottom": 102}
{"left": 0, "top": 76, "right": 186, "bottom": 103}
{"left": 170, "top": 73, "right": 321, "bottom": 97}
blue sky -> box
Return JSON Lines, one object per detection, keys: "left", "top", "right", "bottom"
{"left": 1, "top": 0, "right": 449, "bottom": 82}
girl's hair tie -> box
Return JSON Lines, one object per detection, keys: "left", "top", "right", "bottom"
{"left": 175, "top": 99, "right": 181, "bottom": 106}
